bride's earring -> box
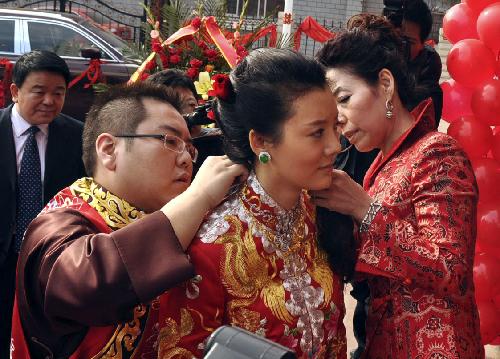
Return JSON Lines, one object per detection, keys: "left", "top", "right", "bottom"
{"left": 258, "top": 151, "right": 271, "bottom": 164}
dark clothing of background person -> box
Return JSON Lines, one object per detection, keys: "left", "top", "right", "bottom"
{"left": 192, "top": 129, "right": 224, "bottom": 175}
{"left": 0, "top": 104, "right": 85, "bottom": 358}
{"left": 408, "top": 44, "right": 443, "bottom": 128}
{"left": 334, "top": 136, "right": 378, "bottom": 359}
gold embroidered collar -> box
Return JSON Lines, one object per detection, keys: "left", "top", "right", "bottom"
{"left": 70, "top": 177, "right": 145, "bottom": 231}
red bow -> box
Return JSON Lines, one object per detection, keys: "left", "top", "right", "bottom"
{"left": 68, "top": 59, "right": 105, "bottom": 89}
{"left": 294, "top": 16, "right": 335, "bottom": 51}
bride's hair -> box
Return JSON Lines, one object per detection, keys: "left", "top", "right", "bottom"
{"left": 214, "top": 48, "right": 356, "bottom": 281}
{"left": 214, "top": 48, "right": 326, "bottom": 167}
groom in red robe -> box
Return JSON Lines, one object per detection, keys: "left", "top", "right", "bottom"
{"left": 11, "top": 82, "right": 246, "bottom": 358}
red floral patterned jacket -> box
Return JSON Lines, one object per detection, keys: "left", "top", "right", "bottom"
{"left": 356, "top": 99, "right": 484, "bottom": 358}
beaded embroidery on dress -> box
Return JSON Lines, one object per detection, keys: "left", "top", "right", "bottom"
{"left": 159, "top": 172, "right": 347, "bottom": 358}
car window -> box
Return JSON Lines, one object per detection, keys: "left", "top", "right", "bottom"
{"left": 0, "top": 19, "right": 15, "bottom": 53}
{"left": 27, "top": 21, "right": 111, "bottom": 59}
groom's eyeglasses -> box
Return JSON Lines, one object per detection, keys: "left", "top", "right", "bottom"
{"left": 114, "top": 133, "right": 198, "bottom": 163}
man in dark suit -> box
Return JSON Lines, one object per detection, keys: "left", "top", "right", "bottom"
{"left": 0, "top": 50, "right": 85, "bottom": 357}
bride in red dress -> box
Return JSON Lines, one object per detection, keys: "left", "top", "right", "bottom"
{"left": 157, "top": 48, "right": 349, "bottom": 359}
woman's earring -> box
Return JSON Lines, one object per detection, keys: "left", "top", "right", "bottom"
{"left": 385, "top": 99, "right": 394, "bottom": 119}
{"left": 258, "top": 151, "right": 271, "bottom": 164}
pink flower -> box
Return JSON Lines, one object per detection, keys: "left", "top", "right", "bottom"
{"left": 150, "top": 29, "right": 160, "bottom": 39}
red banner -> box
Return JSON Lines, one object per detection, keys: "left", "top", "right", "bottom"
{"left": 0, "top": 58, "right": 13, "bottom": 108}
{"left": 294, "top": 16, "right": 335, "bottom": 51}
{"left": 240, "top": 24, "right": 278, "bottom": 48}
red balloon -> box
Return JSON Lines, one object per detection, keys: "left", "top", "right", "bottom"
{"left": 441, "top": 79, "right": 473, "bottom": 122}
{"left": 492, "top": 130, "right": 500, "bottom": 162}
{"left": 477, "top": 300, "right": 500, "bottom": 344}
{"left": 447, "top": 39, "right": 496, "bottom": 87}
{"left": 472, "top": 158, "right": 500, "bottom": 202}
{"left": 474, "top": 253, "right": 500, "bottom": 302}
{"left": 471, "top": 79, "right": 500, "bottom": 126}
{"left": 464, "top": 0, "right": 497, "bottom": 14}
{"left": 477, "top": 201, "right": 500, "bottom": 251}
{"left": 447, "top": 116, "right": 494, "bottom": 158}
{"left": 494, "top": 293, "right": 500, "bottom": 312}
{"left": 443, "top": 3, "right": 479, "bottom": 44}
{"left": 477, "top": 3, "right": 500, "bottom": 55}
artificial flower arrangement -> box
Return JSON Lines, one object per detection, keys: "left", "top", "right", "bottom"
{"left": 130, "top": 0, "right": 280, "bottom": 84}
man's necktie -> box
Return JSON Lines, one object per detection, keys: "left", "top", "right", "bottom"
{"left": 14, "top": 126, "right": 43, "bottom": 252}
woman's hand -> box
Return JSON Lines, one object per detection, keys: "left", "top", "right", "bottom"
{"left": 310, "top": 169, "right": 374, "bottom": 223}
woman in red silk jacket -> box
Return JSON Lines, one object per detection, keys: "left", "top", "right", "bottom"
{"left": 313, "top": 14, "right": 484, "bottom": 359}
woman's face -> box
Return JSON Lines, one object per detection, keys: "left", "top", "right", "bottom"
{"left": 266, "top": 86, "right": 341, "bottom": 191}
{"left": 326, "top": 68, "right": 389, "bottom": 152}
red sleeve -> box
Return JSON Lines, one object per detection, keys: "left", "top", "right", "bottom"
{"left": 158, "top": 241, "right": 226, "bottom": 358}
{"left": 356, "top": 138, "right": 477, "bottom": 295}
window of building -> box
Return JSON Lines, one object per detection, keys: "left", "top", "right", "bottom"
{"left": 0, "top": 19, "right": 15, "bottom": 53}
{"left": 227, "top": 0, "right": 284, "bottom": 17}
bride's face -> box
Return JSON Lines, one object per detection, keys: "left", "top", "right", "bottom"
{"left": 266, "top": 86, "right": 341, "bottom": 191}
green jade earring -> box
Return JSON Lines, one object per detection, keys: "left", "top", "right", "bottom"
{"left": 258, "top": 151, "right": 271, "bottom": 164}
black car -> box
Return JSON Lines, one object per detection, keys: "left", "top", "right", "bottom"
{"left": 0, "top": 8, "right": 140, "bottom": 121}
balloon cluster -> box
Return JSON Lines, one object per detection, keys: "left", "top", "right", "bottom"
{"left": 443, "top": 0, "right": 500, "bottom": 345}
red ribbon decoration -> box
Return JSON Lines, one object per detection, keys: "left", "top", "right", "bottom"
{"left": 203, "top": 16, "right": 238, "bottom": 68}
{"left": 0, "top": 58, "right": 13, "bottom": 108}
{"left": 129, "top": 20, "right": 203, "bottom": 84}
{"left": 240, "top": 24, "right": 277, "bottom": 48}
{"left": 129, "top": 16, "right": 239, "bottom": 84}
{"left": 68, "top": 59, "right": 104, "bottom": 89}
{"left": 294, "top": 16, "right": 335, "bottom": 51}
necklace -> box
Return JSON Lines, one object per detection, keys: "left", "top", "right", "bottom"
{"left": 239, "top": 189, "right": 306, "bottom": 256}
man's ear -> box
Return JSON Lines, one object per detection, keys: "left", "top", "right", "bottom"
{"left": 95, "top": 133, "right": 118, "bottom": 171}
{"left": 249, "top": 129, "right": 272, "bottom": 156}
{"left": 378, "top": 68, "right": 395, "bottom": 100}
{"left": 10, "top": 83, "right": 19, "bottom": 103}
